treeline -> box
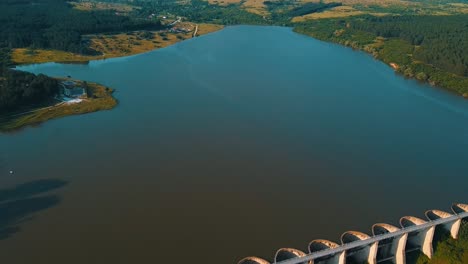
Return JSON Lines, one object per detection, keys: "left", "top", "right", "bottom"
{"left": 266, "top": 1, "right": 341, "bottom": 24}
{"left": 0, "top": 70, "right": 59, "bottom": 112}
{"left": 350, "top": 15, "right": 468, "bottom": 77}
{"left": 287, "top": 2, "right": 342, "bottom": 17}
{"left": 294, "top": 15, "right": 468, "bottom": 96}
{"left": 0, "top": 0, "right": 162, "bottom": 55}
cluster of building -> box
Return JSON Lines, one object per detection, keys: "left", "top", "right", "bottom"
{"left": 60, "top": 81, "right": 87, "bottom": 99}
{"left": 169, "top": 26, "right": 192, "bottom": 33}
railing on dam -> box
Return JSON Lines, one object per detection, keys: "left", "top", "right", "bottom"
{"left": 238, "top": 203, "right": 468, "bottom": 264}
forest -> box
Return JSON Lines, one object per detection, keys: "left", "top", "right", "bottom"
{"left": 0, "top": 0, "right": 162, "bottom": 113}
{"left": 285, "top": 2, "right": 342, "bottom": 17}
{"left": 0, "top": 0, "right": 162, "bottom": 54}
{"left": 0, "top": 70, "right": 59, "bottom": 113}
{"left": 350, "top": 15, "right": 468, "bottom": 77}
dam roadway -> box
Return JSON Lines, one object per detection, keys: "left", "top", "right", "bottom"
{"left": 240, "top": 203, "right": 468, "bottom": 264}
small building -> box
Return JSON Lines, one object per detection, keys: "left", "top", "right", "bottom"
{"left": 61, "top": 81, "right": 87, "bottom": 98}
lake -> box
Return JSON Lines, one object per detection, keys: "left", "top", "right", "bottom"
{"left": 1, "top": 26, "right": 468, "bottom": 264}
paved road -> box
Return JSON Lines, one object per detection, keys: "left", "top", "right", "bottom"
{"left": 193, "top": 25, "right": 199, "bottom": 37}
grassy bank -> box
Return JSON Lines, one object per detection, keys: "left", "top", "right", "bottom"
{"left": 0, "top": 81, "right": 117, "bottom": 132}
{"left": 11, "top": 24, "right": 223, "bottom": 65}
{"left": 413, "top": 220, "right": 468, "bottom": 264}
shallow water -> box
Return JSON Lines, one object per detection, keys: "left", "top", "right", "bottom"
{"left": 1, "top": 26, "right": 467, "bottom": 264}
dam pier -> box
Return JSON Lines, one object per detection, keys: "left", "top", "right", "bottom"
{"left": 239, "top": 203, "right": 468, "bottom": 264}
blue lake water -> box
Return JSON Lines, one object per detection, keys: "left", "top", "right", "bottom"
{"left": 1, "top": 26, "right": 467, "bottom": 263}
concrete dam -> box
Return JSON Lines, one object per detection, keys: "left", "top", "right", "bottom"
{"left": 238, "top": 203, "right": 468, "bottom": 264}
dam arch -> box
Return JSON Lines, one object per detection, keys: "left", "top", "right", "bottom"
{"left": 425, "top": 210, "right": 461, "bottom": 240}
{"left": 372, "top": 223, "right": 407, "bottom": 264}
{"left": 341, "top": 231, "right": 378, "bottom": 264}
{"left": 308, "top": 240, "right": 345, "bottom": 264}
{"left": 452, "top": 203, "right": 468, "bottom": 214}
{"left": 274, "top": 248, "right": 311, "bottom": 264}
{"left": 238, "top": 257, "right": 271, "bottom": 264}
{"left": 400, "top": 216, "right": 435, "bottom": 259}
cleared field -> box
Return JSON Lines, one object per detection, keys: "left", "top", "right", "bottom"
{"left": 292, "top": 6, "right": 390, "bottom": 21}
{"left": 12, "top": 23, "right": 223, "bottom": 65}
{"left": 445, "top": 3, "right": 468, "bottom": 14}
{"left": 204, "top": 0, "right": 467, "bottom": 17}
{"left": 90, "top": 31, "right": 191, "bottom": 56}
{"left": 69, "top": 1, "right": 137, "bottom": 13}
{"left": 205, "top": 0, "right": 413, "bottom": 15}
{"left": 242, "top": 0, "right": 269, "bottom": 16}
{"left": 304, "top": 0, "right": 412, "bottom": 6}
{"left": 207, "top": 0, "right": 242, "bottom": 5}
{"left": 196, "top": 23, "right": 225, "bottom": 35}
{"left": 205, "top": 0, "right": 269, "bottom": 15}
{"left": 12, "top": 49, "right": 97, "bottom": 64}
{"left": 292, "top": 6, "right": 363, "bottom": 21}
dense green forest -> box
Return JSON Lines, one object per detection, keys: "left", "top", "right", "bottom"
{"left": 294, "top": 14, "right": 468, "bottom": 96}
{"left": 0, "top": 0, "right": 162, "bottom": 113}
{"left": 0, "top": 70, "right": 59, "bottom": 113}
{"left": 350, "top": 15, "right": 468, "bottom": 77}
{"left": 0, "top": 0, "right": 162, "bottom": 54}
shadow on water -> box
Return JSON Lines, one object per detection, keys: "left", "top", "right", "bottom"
{"left": 0, "top": 179, "right": 67, "bottom": 240}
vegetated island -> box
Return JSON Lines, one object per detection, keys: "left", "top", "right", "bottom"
{"left": 0, "top": 0, "right": 223, "bottom": 132}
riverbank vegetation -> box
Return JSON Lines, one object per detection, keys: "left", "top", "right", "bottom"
{"left": 0, "top": 0, "right": 162, "bottom": 55}
{"left": 294, "top": 14, "right": 468, "bottom": 97}
{"left": 11, "top": 23, "right": 223, "bottom": 65}
{"left": 0, "top": 81, "right": 117, "bottom": 132}
{"left": 0, "top": 69, "right": 59, "bottom": 113}
{"left": 414, "top": 220, "right": 468, "bottom": 264}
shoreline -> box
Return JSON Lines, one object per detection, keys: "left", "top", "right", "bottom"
{"left": 4, "top": 22, "right": 466, "bottom": 132}
{"left": 11, "top": 23, "right": 224, "bottom": 66}
{"left": 2, "top": 23, "right": 224, "bottom": 131}
{"left": 292, "top": 26, "right": 468, "bottom": 100}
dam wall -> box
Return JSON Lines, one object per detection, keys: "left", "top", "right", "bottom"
{"left": 238, "top": 203, "right": 468, "bottom": 264}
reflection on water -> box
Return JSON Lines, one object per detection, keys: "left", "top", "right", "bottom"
{"left": 0, "top": 179, "right": 67, "bottom": 239}
{"left": 1, "top": 26, "right": 467, "bottom": 264}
